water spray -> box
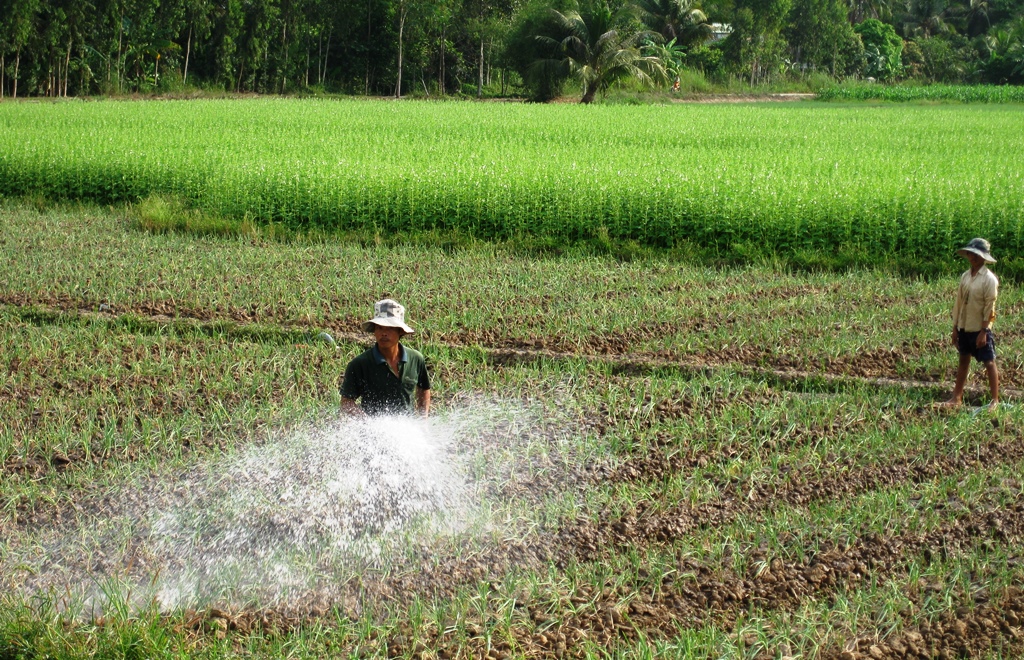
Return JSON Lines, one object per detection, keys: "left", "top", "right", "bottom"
{"left": 2, "top": 396, "right": 581, "bottom": 614}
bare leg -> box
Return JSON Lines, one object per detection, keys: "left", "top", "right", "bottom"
{"left": 942, "top": 353, "right": 973, "bottom": 406}
{"left": 985, "top": 360, "right": 999, "bottom": 409}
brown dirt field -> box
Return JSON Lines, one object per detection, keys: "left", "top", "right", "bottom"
{"left": 6, "top": 297, "right": 1024, "bottom": 657}
{"left": 159, "top": 491, "right": 1024, "bottom": 659}
{"left": 148, "top": 419, "right": 1024, "bottom": 656}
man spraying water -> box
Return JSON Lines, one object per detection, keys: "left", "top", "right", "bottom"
{"left": 341, "top": 299, "right": 431, "bottom": 417}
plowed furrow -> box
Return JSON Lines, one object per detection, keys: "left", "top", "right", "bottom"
{"left": 388, "top": 494, "right": 1024, "bottom": 658}
{"left": 362, "top": 432, "right": 1024, "bottom": 616}
{"left": 822, "top": 588, "right": 1024, "bottom": 659}
{"left": 565, "top": 431, "right": 1024, "bottom": 562}
{"left": 170, "top": 487, "right": 1024, "bottom": 657}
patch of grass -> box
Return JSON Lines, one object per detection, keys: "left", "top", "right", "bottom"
{"left": 133, "top": 194, "right": 258, "bottom": 238}
{"left": 818, "top": 82, "right": 1024, "bottom": 103}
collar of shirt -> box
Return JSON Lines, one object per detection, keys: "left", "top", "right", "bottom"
{"left": 372, "top": 344, "right": 407, "bottom": 365}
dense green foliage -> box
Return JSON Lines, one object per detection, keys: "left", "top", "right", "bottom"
{"left": 532, "top": 1, "right": 668, "bottom": 103}
{"left": 2, "top": 99, "right": 1023, "bottom": 274}
{"left": 817, "top": 81, "right": 1024, "bottom": 100}
{"left": 0, "top": 0, "right": 1020, "bottom": 101}
{"left": 0, "top": 0, "right": 519, "bottom": 98}
{"left": 856, "top": 18, "right": 905, "bottom": 80}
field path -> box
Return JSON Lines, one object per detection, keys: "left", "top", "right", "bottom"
{"left": 671, "top": 93, "right": 817, "bottom": 103}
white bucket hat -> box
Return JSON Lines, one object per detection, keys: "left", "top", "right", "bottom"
{"left": 360, "top": 299, "right": 415, "bottom": 334}
{"left": 957, "top": 237, "right": 996, "bottom": 264}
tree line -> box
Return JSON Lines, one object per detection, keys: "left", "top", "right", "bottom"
{"left": 0, "top": 0, "right": 1021, "bottom": 101}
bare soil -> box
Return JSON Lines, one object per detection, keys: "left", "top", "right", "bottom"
{"left": 672, "top": 93, "right": 817, "bottom": 103}
{"left": 5, "top": 297, "right": 1024, "bottom": 657}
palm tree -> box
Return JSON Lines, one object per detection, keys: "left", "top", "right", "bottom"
{"left": 982, "top": 19, "right": 1024, "bottom": 79}
{"left": 644, "top": 36, "right": 686, "bottom": 78}
{"left": 635, "top": 0, "right": 713, "bottom": 48}
{"left": 900, "top": 0, "right": 951, "bottom": 38}
{"left": 535, "top": 1, "right": 667, "bottom": 103}
{"left": 846, "top": 0, "right": 893, "bottom": 24}
{"left": 954, "top": 0, "right": 990, "bottom": 37}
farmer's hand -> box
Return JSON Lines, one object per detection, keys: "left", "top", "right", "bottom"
{"left": 341, "top": 397, "right": 366, "bottom": 417}
{"left": 976, "top": 331, "right": 988, "bottom": 349}
{"left": 951, "top": 328, "right": 959, "bottom": 348}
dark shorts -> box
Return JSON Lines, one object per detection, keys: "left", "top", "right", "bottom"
{"left": 958, "top": 329, "right": 996, "bottom": 363}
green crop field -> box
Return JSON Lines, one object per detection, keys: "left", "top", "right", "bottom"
{"left": 4, "top": 98, "right": 1024, "bottom": 658}
{"left": 817, "top": 84, "right": 1024, "bottom": 104}
{"left": 2, "top": 99, "right": 1024, "bottom": 276}
{"left": 3, "top": 193, "right": 1024, "bottom": 658}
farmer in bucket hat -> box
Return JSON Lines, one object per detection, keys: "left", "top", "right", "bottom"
{"left": 341, "top": 299, "right": 431, "bottom": 416}
{"left": 942, "top": 238, "right": 999, "bottom": 409}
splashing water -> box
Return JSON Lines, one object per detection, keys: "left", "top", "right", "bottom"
{"left": 2, "top": 398, "right": 582, "bottom": 614}
{"left": 151, "top": 413, "right": 475, "bottom": 608}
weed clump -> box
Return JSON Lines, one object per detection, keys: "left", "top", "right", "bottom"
{"left": 133, "top": 194, "right": 256, "bottom": 239}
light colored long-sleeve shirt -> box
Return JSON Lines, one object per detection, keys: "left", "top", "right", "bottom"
{"left": 952, "top": 266, "right": 998, "bottom": 332}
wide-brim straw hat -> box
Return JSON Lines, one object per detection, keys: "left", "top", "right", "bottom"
{"left": 360, "top": 298, "right": 415, "bottom": 334}
{"left": 957, "top": 237, "right": 997, "bottom": 264}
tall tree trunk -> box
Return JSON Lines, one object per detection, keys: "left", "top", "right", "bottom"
{"left": 305, "top": 47, "right": 309, "bottom": 88}
{"left": 322, "top": 31, "right": 331, "bottom": 85}
{"left": 14, "top": 49, "right": 20, "bottom": 99}
{"left": 65, "top": 39, "right": 72, "bottom": 95}
{"left": 184, "top": 25, "right": 192, "bottom": 85}
{"left": 266, "top": 39, "right": 274, "bottom": 91}
{"left": 477, "top": 37, "right": 483, "bottom": 97}
{"left": 317, "top": 32, "right": 321, "bottom": 85}
{"left": 365, "top": 0, "right": 372, "bottom": 94}
{"left": 1, "top": 53, "right": 5, "bottom": 99}
{"left": 395, "top": 4, "right": 406, "bottom": 98}
{"left": 438, "top": 28, "right": 445, "bottom": 94}
{"left": 64, "top": 40, "right": 72, "bottom": 96}
{"left": 281, "top": 23, "right": 288, "bottom": 93}
{"left": 581, "top": 82, "right": 596, "bottom": 103}
{"left": 117, "top": 13, "right": 124, "bottom": 93}
{"left": 80, "top": 46, "right": 87, "bottom": 92}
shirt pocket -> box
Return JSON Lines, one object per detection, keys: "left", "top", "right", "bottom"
{"left": 402, "top": 376, "right": 417, "bottom": 389}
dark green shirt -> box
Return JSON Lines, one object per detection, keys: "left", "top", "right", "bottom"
{"left": 340, "top": 344, "right": 431, "bottom": 415}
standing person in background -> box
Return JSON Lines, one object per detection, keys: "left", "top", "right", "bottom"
{"left": 341, "top": 299, "right": 431, "bottom": 417}
{"left": 943, "top": 238, "right": 999, "bottom": 410}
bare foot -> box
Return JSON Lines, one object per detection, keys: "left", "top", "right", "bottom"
{"left": 988, "top": 400, "right": 999, "bottom": 412}
{"left": 937, "top": 399, "right": 962, "bottom": 408}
